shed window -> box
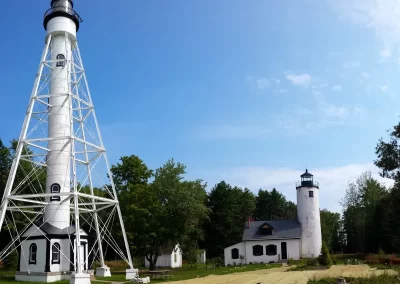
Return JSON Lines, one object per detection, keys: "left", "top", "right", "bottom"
{"left": 52, "top": 243, "right": 61, "bottom": 264}
{"left": 29, "top": 243, "right": 37, "bottom": 264}
{"left": 174, "top": 253, "right": 177, "bottom": 263}
{"left": 231, "top": 248, "right": 239, "bottom": 259}
{"left": 309, "top": 191, "right": 314, "bottom": 198}
{"left": 252, "top": 245, "right": 263, "bottom": 256}
{"left": 266, "top": 245, "right": 277, "bottom": 255}
{"left": 56, "top": 54, "right": 65, "bottom": 67}
{"left": 51, "top": 183, "right": 61, "bottom": 201}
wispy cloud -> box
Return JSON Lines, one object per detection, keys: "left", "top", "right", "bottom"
{"left": 202, "top": 163, "right": 394, "bottom": 213}
{"left": 381, "top": 85, "right": 388, "bottom": 92}
{"left": 341, "top": 61, "right": 361, "bottom": 68}
{"left": 331, "top": 85, "right": 342, "bottom": 92}
{"left": 380, "top": 48, "right": 392, "bottom": 58}
{"left": 285, "top": 73, "right": 312, "bottom": 87}
{"left": 194, "top": 123, "right": 270, "bottom": 141}
{"left": 330, "top": 0, "right": 400, "bottom": 57}
{"left": 245, "top": 77, "right": 270, "bottom": 90}
{"left": 195, "top": 87, "right": 368, "bottom": 141}
{"left": 245, "top": 76, "right": 282, "bottom": 91}
{"left": 361, "top": 72, "right": 370, "bottom": 79}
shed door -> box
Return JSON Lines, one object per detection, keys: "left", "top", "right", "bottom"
{"left": 281, "top": 242, "right": 287, "bottom": 260}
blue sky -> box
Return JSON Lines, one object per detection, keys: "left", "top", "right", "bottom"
{"left": 0, "top": 0, "right": 398, "bottom": 212}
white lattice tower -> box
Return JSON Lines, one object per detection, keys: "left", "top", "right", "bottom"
{"left": 0, "top": 1, "right": 143, "bottom": 283}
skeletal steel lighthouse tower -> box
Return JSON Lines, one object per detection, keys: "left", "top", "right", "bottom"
{"left": 0, "top": 1, "right": 143, "bottom": 283}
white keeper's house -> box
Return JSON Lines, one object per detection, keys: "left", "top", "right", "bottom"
{"left": 224, "top": 170, "right": 322, "bottom": 266}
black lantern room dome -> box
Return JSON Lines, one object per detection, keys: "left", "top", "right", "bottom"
{"left": 43, "top": 0, "right": 83, "bottom": 31}
{"left": 296, "top": 169, "right": 319, "bottom": 189}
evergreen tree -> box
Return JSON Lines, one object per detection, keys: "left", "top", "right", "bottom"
{"left": 318, "top": 242, "right": 332, "bottom": 267}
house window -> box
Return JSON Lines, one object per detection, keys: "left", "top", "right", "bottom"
{"left": 309, "top": 191, "right": 314, "bottom": 198}
{"left": 174, "top": 253, "right": 177, "bottom": 263}
{"left": 29, "top": 243, "right": 37, "bottom": 264}
{"left": 266, "top": 245, "right": 277, "bottom": 256}
{"left": 56, "top": 54, "right": 65, "bottom": 67}
{"left": 252, "top": 245, "right": 263, "bottom": 256}
{"left": 231, "top": 248, "right": 239, "bottom": 259}
{"left": 51, "top": 183, "right": 61, "bottom": 201}
{"left": 52, "top": 243, "right": 61, "bottom": 264}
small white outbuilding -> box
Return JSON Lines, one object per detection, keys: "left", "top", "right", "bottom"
{"left": 145, "top": 244, "right": 182, "bottom": 268}
{"left": 197, "top": 249, "right": 206, "bottom": 264}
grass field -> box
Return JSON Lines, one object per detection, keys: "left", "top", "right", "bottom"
{"left": 96, "top": 263, "right": 282, "bottom": 282}
{"left": 0, "top": 263, "right": 281, "bottom": 283}
{"left": 308, "top": 273, "right": 400, "bottom": 283}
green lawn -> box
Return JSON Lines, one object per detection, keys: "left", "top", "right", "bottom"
{"left": 96, "top": 263, "right": 281, "bottom": 282}
{"left": 0, "top": 277, "right": 69, "bottom": 284}
{"left": 0, "top": 263, "right": 281, "bottom": 283}
{"left": 308, "top": 273, "right": 400, "bottom": 283}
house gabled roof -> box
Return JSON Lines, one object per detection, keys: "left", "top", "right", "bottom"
{"left": 242, "top": 220, "right": 301, "bottom": 241}
{"left": 21, "top": 221, "right": 88, "bottom": 238}
{"left": 159, "top": 243, "right": 180, "bottom": 255}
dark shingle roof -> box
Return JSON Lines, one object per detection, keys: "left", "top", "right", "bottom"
{"left": 242, "top": 220, "right": 301, "bottom": 241}
{"left": 33, "top": 221, "right": 87, "bottom": 235}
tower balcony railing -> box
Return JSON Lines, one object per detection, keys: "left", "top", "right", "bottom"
{"left": 44, "top": 6, "right": 83, "bottom": 23}
{"left": 296, "top": 180, "right": 319, "bottom": 189}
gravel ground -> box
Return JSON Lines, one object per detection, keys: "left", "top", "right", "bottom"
{"left": 163, "top": 265, "right": 397, "bottom": 284}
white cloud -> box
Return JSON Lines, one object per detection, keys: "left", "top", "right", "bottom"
{"left": 245, "top": 77, "right": 270, "bottom": 90}
{"left": 330, "top": 0, "right": 400, "bottom": 56}
{"left": 195, "top": 91, "right": 368, "bottom": 141}
{"left": 203, "top": 163, "right": 394, "bottom": 213}
{"left": 361, "top": 72, "right": 370, "bottom": 79}
{"left": 380, "top": 48, "right": 392, "bottom": 58}
{"left": 194, "top": 124, "right": 270, "bottom": 141}
{"left": 246, "top": 76, "right": 282, "bottom": 91}
{"left": 275, "top": 89, "right": 288, "bottom": 93}
{"left": 341, "top": 61, "right": 361, "bottom": 68}
{"left": 331, "top": 85, "right": 342, "bottom": 92}
{"left": 286, "top": 73, "right": 312, "bottom": 87}
{"left": 381, "top": 85, "right": 388, "bottom": 92}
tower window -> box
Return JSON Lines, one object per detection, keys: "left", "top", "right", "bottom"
{"left": 231, "top": 248, "right": 239, "bottom": 259}
{"left": 309, "top": 191, "right": 314, "bottom": 198}
{"left": 266, "top": 245, "right": 277, "bottom": 256}
{"left": 50, "top": 183, "right": 61, "bottom": 201}
{"left": 29, "top": 243, "right": 37, "bottom": 264}
{"left": 56, "top": 54, "right": 65, "bottom": 67}
{"left": 52, "top": 243, "right": 61, "bottom": 264}
{"left": 252, "top": 245, "right": 263, "bottom": 256}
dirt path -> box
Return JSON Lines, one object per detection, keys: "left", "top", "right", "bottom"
{"left": 162, "top": 265, "right": 397, "bottom": 284}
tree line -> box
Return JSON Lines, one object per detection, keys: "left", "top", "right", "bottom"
{"left": 2, "top": 113, "right": 400, "bottom": 269}
{"left": 0, "top": 141, "right": 341, "bottom": 269}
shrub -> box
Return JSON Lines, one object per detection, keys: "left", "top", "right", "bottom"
{"left": 318, "top": 242, "right": 332, "bottom": 267}
{"left": 365, "top": 255, "right": 380, "bottom": 265}
{"left": 3, "top": 249, "right": 18, "bottom": 271}
{"left": 306, "top": 257, "right": 318, "bottom": 267}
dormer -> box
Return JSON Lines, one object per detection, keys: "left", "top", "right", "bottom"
{"left": 259, "top": 222, "right": 274, "bottom": 235}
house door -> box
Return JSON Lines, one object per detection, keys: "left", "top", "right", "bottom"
{"left": 281, "top": 242, "right": 287, "bottom": 260}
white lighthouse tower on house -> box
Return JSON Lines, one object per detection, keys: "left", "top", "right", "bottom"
{"left": 0, "top": 1, "right": 148, "bottom": 283}
{"left": 296, "top": 170, "right": 322, "bottom": 258}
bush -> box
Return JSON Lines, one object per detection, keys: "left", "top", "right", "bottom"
{"left": 365, "top": 255, "right": 380, "bottom": 265}
{"left": 3, "top": 249, "right": 18, "bottom": 271}
{"left": 318, "top": 243, "right": 332, "bottom": 267}
{"left": 306, "top": 257, "right": 318, "bottom": 267}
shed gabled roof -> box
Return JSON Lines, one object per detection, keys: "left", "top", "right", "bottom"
{"left": 242, "top": 220, "right": 301, "bottom": 241}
